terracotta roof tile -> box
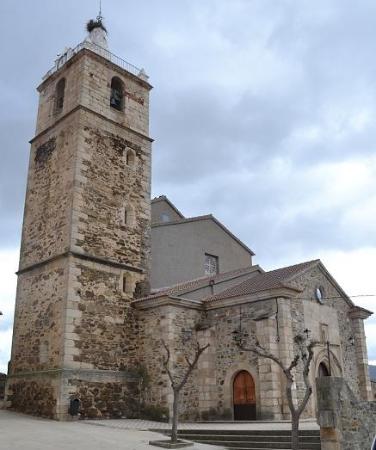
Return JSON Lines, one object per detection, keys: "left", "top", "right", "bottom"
{"left": 132, "top": 266, "right": 258, "bottom": 303}
{"left": 204, "top": 259, "right": 320, "bottom": 302}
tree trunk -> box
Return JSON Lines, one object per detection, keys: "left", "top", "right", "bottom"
{"left": 171, "top": 389, "right": 179, "bottom": 443}
{"left": 291, "top": 413, "right": 300, "bottom": 450}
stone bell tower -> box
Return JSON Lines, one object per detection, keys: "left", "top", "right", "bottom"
{"left": 6, "top": 17, "right": 152, "bottom": 419}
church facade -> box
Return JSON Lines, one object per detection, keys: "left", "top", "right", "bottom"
{"left": 6, "top": 20, "right": 373, "bottom": 421}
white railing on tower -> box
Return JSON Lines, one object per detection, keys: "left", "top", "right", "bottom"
{"left": 43, "top": 40, "right": 148, "bottom": 82}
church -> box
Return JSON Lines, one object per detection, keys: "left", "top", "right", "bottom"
{"left": 6, "top": 17, "right": 373, "bottom": 421}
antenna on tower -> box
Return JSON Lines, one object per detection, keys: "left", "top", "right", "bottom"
{"left": 87, "top": 0, "right": 107, "bottom": 34}
{"left": 97, "top": 0, "right": 103, "bottom": 21}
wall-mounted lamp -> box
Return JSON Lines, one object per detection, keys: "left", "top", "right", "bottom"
{"left": 232, "top": 328, "right": 249, "bottom": 346}
{"left": 303, "top": 328, "right": 311, "bottom": 340}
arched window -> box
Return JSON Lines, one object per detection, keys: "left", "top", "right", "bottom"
{"left": 110, "top": 77, "right": 124, "bottom": 111}
{"left": 126, "top": 149, "right": 135, "bottom": 167}
{"left": 55, "top": 78, "right": 66, "bottom": 113}
{"left": 318, "top": 362, "right": 330, "bottom": 377}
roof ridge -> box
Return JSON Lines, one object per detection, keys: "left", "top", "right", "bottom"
{"left": 152, "top": 214, "right": 212, "bottom": 227}
{"left": 203, "top": 271, "right": 266, "bottom": 302}
{"left": 204, "top": 259, "right": 319, "bottom": 303}
{"left": 265, "top": 259, "right": 320, "bottom": 275}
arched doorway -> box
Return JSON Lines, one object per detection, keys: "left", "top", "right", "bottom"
{"left": 318, "top": 362, "right": 330, "bottom": 377}
{"left": 233, "top": 370, "right": 256, "bottom": 420}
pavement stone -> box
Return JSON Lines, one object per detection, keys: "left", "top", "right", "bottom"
{"left": 0, "top": 410, "right": 223, "bottom": 450}
{"left": 0, "top": 410, "right": 319, "bottom": 450}
{"left": 82, "top": 417, "right": 319, "bottom": 431}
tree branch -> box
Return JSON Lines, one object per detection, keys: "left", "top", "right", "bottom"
{"left": 239, "top": 340, "right": 288, "bottom": 375}
{"left": 162, "top": 340, "right": 176, "bottom": 389}
{"left": 177, "top": 343, "right": 210, "bottom": 391}
{"left": 297, "top": 340, "right": 318, "bottom": 416}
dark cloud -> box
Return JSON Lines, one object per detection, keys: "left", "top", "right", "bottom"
{"left": 0, "top": 0, "right": 375, "bottom": 265}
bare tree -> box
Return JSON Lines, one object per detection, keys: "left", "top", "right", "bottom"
{"left": 162, "top": 340, "right": 210, "bottom": 444}
{"left": 234, "top": 329, "right": 318, "bottom": 450}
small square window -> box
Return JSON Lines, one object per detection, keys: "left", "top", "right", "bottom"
{"left": 204, "top": 254, "right": 218, "bottom": 276}
{"left": 160, "top": 213, "right": 170, "bottom": 223}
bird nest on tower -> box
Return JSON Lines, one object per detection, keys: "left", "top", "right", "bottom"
{"left": 86, "top": 18, "right": 107, "bottom": 33}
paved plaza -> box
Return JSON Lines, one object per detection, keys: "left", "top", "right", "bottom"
{"left": 0, "top": 410, "right": 220, "bottom": 450}
{"left": 0, "top": 410, "right": 319, "bottom": 450}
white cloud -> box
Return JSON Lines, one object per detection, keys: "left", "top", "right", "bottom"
{"left": 0, "top": 248, "right": 18, "bottom": 318}
{"left": 0, "top": 248, "right": 18, "bottom": 373}
{"left": 0, "top": 328, "right": 13, "bottom": 374}
{"left": 320, "top": 247, "right": 376, "bottom": 303}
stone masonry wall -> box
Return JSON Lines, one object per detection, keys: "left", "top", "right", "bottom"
{"left": 6, "top": 373, "right": 60, "bottom": 419}
{"left": 69, "top": 377, "right": 138, "bottom": 419}
{"left": 36, "top": 55, "right": 85, "bottom": 135}
{"left": 36, "top": 50, "right": 150, "bottom": 137}
{"left": 137, "top": 305, "right": 204, "bottom": 420}
{"left": 289, "top": 265, "right": 362, "bottom": 417}
{"left": 317, "top": 377, "right": 376, "bottom": 450}
{"left": 10, "top": 258, "right": 68, "bottom": 374}
{"left": 206, "top": 301, "right": 282, "bottom": 420}
{"left": 138, "top": 300, "right": 284, "bottom": 421}
{"left": 20, "top": 113, "right": 79, "bottom": 269}
{"left": 80, "top": 51, "right": 150, "bottom": 137}
{"left": 64, "top": 258, "right": 141, "bottom": 371}
{"left": 70, "top": 111, "right": 151, "bottom": 272}
{"left": 137, "top": 306, "right": 171, "bottom": 407}
{"left": 9, "top": 44, "right": 152, "bottom": 420}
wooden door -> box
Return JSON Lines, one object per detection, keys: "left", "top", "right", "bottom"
{"left": 233, "top": 370, "right": 256, "bottom": 420}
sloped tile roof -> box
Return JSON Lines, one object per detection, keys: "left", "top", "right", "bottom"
{"left": 132, "top": 266, "right": 259, "bottom": 303}
{"left": 204, "top": 259, "right": 320, "bottom": 302}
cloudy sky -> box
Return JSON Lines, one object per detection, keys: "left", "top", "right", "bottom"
{"left": 0, "top": 0, "right": 376, "bottom": 374}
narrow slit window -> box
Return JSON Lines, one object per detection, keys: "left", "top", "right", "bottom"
{"left": 55, "top": 78, "right": 66, "bottom": 113}
{"left": 122, "top": 274, "right": 127, "bottom": 293}
{"left": 110, "top": 77, "right": 124, "bottom": 111}
{"left": 123, "top": 205, "right": 135, "bottom": 227}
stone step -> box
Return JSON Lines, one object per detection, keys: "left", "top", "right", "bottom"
{"left": 158, "top": 428, "right": 321, "bottom": 450}
{"left": 156, "top": 429, "right": 320, "bottom": 437}
{"left": 189, "top": 440, "right": 320, "bottom": 449}
{"left": 158, "top": 429, "right": 321, "bottom": 450}
{"left": 176, "top": 434, "right": 320, "bottom": 443}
